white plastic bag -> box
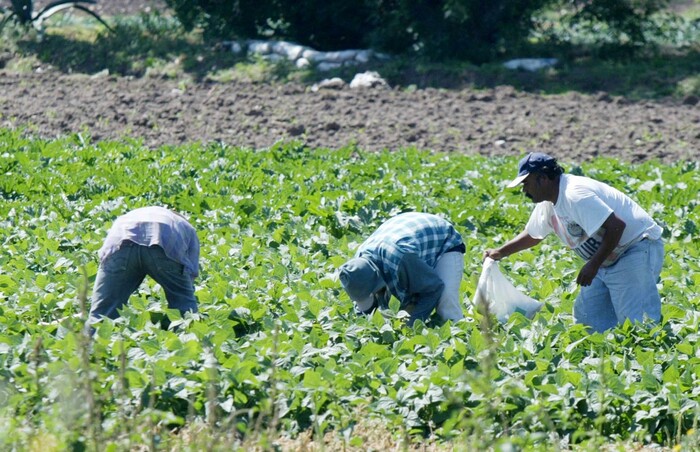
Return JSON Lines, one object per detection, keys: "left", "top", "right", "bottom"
{"left": 472, "top": 258, "right": 543, "bottom": 323}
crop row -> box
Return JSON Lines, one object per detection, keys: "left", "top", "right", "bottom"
{"left": 0, "top": 129, "right": 698, "bottom": 449}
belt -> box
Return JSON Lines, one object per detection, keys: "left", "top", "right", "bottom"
{"left": 446, "top": 243, "right": 466, "bottom": 254}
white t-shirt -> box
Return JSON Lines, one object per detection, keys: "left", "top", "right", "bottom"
{"left": 526, "top": 174, "right": 662, "bottom": 266}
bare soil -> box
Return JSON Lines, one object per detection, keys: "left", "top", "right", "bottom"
{"left": 2, "top": 0, "right": 698, "bottom": 165}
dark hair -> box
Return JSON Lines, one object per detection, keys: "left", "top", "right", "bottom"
{"left": 535, "top": 160, "right": 565, "bottom": 180}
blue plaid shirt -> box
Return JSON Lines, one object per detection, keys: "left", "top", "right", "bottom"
{"left": 356, "top": 212, "right": 463, "bottom": 308}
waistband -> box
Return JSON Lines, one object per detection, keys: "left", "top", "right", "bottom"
{"left": 446, "top": 243, "right": 466, "bottom": 254}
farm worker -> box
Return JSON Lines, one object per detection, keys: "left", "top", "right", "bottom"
{"left": 338, "top": 212, "right": 466, "bottom": 325}
{"left": 484, "top": 152, "right": 664, "bottom": 333}
{"left": 88, "top": 206, "right": 200, "bottom": 327}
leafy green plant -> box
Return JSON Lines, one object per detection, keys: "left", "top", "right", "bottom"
{"left": 0, "top": 0, "right": 112, "bottom": 33}
{"left": 561, "top": 0, "right": 671, "bottom": 46}
{"left": 163, "top": 0, "right": 687, "bottom": 62}
{"left": 0, "top": 129, "right": 697, "bottom": 449}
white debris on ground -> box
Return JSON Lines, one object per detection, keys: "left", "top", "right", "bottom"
{"left": 349, "top": 71, "right": 388, "bottom": 89}
{"left": 503, "top": 58, "right": 558, "bottom": 71}
{"left": 310, "top": 77, "right": 346, "bottom": 91}
{"left": 224, "top": 39, "right": 390, "bottom": 71}
{"left": 226, "top": 38, "right": 556, "bottom": 89}
{"left": 311, "top": 71, "right": 389, "bottom": 91}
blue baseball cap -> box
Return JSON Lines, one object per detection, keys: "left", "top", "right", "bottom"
{"left": 507, "top": 152, "right": 557, "bottom": 188}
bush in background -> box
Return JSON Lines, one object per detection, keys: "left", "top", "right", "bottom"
{"left": 368, "top": 0, "right": 551, "bottom": 62}
{"left": 162, "top": 0, "right": 550, "bottom": 62}
{"left": 159, "top": 0, "right": 673, "bottom": 62}
{"left": 559, "top": 0, "right": 671, "bottom": 46}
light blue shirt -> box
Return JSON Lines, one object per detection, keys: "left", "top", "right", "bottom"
{"left": 99, "top": 206, "right": 200, "bottom": 277}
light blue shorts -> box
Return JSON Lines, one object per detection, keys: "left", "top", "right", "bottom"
{"left": 573, "top": 238, "right": 664, "bottom": 333}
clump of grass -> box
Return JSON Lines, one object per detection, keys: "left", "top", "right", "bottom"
{"left": 676, "top": 74, "right": 700, "bottom": 96}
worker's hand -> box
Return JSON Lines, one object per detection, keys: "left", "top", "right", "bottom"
{"left": 483, "top": 249, "right": 504, "bottom": 261}
{"left": 576, "top": 261, "right": 600, "bottom": 286}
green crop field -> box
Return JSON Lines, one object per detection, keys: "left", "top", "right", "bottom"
{"left": 0, "top": 128, "right": 698, "bottom": 450}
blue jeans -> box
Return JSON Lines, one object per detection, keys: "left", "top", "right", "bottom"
{"left": 573, "top": 238, "right": 664, "bottom": 333}
{"left": 88, "top": 241, "right": 198, "bottom": 325}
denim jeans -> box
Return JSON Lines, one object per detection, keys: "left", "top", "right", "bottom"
{"left": 405, "top": 251, "right": 465, "bottom": 323}
{"left": 88, "top": 241, "right": 198, "bottom": 325}
{"left": 573, "top": 238, "right": 664, "bottom": 333}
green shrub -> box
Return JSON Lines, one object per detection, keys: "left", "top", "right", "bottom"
{"left": 366, "top": 0, "right": 551, "bottom": 62}
{"left": 561, "top": 0, "right": 671, "bottom": 46}
{"left": 162, "top": 0, "right": 550, "bottom": 61}
{"left": 163, "top": 0, "right": 280, "bottom": 40}
{"left": 163, "top": 0, "right": 677, "bottom": 62}
{"left": 273, "top": 1, "right": 374, "bottom": 51}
